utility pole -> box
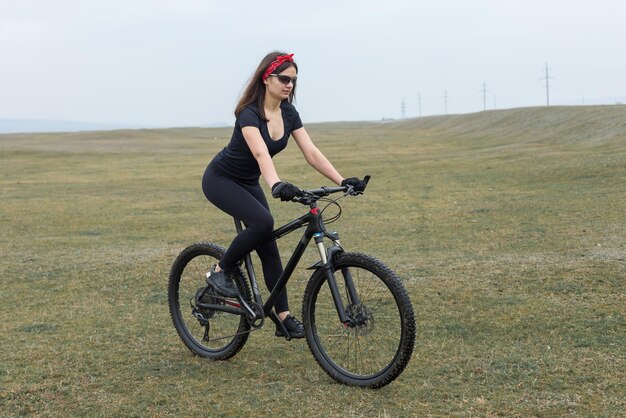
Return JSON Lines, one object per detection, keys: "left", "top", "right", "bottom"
{"left": 401, "top": 99, "right": 406, "bottom": 119}
{"left": 418, "top": 93, "right": 422, "bottom": 117}
{"left": 482, "top": 82, "right": 488, "bottom": 111}
{"left": 444, "top": 90, "right": 448, "bottom": 114}
{"left": 543, "top": 63, "right": 552, "bottom": 107}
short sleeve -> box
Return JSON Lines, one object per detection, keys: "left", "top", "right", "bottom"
{"left": 238, "top": 106, "right": 262, "bottom": 129}
{"left": 291, "top": 107, "right": 303, "bottom": 131}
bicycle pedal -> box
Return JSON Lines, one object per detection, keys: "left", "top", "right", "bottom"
{"left": 275, "top": 328, "right": 292, "bottom": 341}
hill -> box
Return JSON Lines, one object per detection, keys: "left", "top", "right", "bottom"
{"left": 0, "top": 118, "right": 144, "bottom": 134}
{"left": 384, "top": 105, "right": 626, "bottom": 147}
{"left": 2, "top": 105, "right": 625, "bottom": 152}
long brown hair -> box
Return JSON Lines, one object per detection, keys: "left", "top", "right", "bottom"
{"left": 234, "top": 51, "right": 298, "bottom": 122}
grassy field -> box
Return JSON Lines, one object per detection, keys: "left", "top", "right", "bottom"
{"left": 1, "top": 106, "right": 624, "bottom": 416}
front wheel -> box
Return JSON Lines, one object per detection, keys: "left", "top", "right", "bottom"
{"left": 302, "top": 252, "right": 416, "bottom": 388}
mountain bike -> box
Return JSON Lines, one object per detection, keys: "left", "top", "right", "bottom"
{"left": 167, "top": 177, "right": 416, "bottom": 388}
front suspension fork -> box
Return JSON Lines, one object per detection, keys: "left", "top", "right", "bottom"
{"left": 313, "top": 232, "right": 360, "bottom": 325}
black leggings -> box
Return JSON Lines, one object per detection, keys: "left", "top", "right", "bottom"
{"left": 202, "top": 167, "right": 289, "bottom": 313}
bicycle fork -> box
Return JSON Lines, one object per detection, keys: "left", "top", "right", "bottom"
{"left": 312, "top": 232, "right": 361, "bottom": 326}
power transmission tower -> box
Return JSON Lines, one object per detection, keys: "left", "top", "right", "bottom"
{"left": 542, "top": 63, "right": 553, "bottom": 106}
{"left": 401, "top": 99, "right": 406, "bottom": 119}
{"left": 444, "top": 90, "right": 448, "bottom": 114}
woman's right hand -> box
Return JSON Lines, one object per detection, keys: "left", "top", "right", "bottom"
{"left": 271, "top": 181, "right": 302, "bottom": 201}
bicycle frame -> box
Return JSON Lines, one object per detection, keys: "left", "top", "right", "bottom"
{"left": 195, "top": 185, "right": 364, "bottom": 339}
{"left": 235, "top": 197, "right": 352, "bottom": 330}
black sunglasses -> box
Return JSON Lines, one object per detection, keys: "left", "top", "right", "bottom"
{"left": 269, "top": 74, "right": 297, "bottom": 85}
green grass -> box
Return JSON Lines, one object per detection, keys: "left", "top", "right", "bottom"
{"left": 1, "top": 106, "right": 625, "bottom": 416}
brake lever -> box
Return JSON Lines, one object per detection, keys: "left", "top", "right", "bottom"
{"left": 291, "top": 190, "right": 313, "bottom": 205}
{"left": 344, "top": 184, "right": 367, "bottom": 196}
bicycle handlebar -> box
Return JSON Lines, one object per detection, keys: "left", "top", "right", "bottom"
{"left": 294, "top": 175, "right": 371, "bottom": 203}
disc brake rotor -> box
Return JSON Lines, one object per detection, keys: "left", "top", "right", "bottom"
{"left": 346, "top": 304, "right": 374, "bottom": 335}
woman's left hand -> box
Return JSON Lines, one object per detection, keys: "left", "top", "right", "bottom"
{"left": 341, "top": 177, "right": 368, "bottom": 192}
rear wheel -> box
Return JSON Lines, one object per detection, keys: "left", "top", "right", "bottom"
{"left": 302, "top": 252, "right": 415, "bottom": 388}
{"left": 168, "top": 242, "right": 251, "bottom": 360}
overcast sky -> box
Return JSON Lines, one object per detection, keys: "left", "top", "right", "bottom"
{"left": 2, "top": 0, "right": 625, "bottom": 127}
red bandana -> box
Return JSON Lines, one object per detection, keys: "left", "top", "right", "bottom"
{"left": 262, "top": 54, "right": 295, "bottom": 81}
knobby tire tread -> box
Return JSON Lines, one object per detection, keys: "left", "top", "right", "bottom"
{"left": 168, "top": 242, "right": 252, "bottom": 361}
{"left": 302, "top": 252, "right": 416, "bottom": 388}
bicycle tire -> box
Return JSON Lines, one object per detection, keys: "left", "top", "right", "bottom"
{"left": 302, "top": 252, "right": 415, "bottom": 388}
{"left": 168, "top": 242, "right": 252, "bottom": 360}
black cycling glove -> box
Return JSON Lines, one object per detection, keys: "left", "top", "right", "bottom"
{"left": 271, "top": 181, "right": 301, "bottom": 201}
{"left": 341, "top": 177, "right": 367, "bottom": 192}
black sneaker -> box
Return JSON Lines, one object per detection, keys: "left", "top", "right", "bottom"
{"left": 205, "top": 265, "right": 238, "bottom": 298}
{"left": 275, "top": 315, "right": 305, "bottom": 339}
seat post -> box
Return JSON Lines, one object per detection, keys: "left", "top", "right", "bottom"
{"left": 234, "top": 218, "right": 244, "bottom": 234}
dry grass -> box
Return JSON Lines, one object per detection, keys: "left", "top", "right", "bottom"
{"left": 1, "top": 106, "right": 625, "bottom": 416}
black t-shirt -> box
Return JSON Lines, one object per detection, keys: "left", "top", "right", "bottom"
{"left": 209, "top": 100, "right": 303, "bottom": 182}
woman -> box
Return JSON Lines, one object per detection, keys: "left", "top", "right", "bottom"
{"left": 202, "top": 51, "right": 366, "bottom": 338}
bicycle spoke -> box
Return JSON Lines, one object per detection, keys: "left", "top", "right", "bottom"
{"left": 304, "top": 252, "right": 414, "bottom": 387}
{"left": 168, "top": 242, "right": 252, "bottom": 360}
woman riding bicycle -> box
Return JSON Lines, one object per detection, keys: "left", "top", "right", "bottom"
{"left": 202, "top": 51, "right": 366, "bottom": 339}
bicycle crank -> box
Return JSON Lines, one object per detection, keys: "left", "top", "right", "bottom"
{"left": 192, "top": 285, "right": 265, "bottom": 329}
{"left": 245, "top": 301, "right": 265, "bottom": 329}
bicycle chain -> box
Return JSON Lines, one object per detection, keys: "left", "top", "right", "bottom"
{"left": 195, "top": 291, "right": 266, "bottom": 343}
